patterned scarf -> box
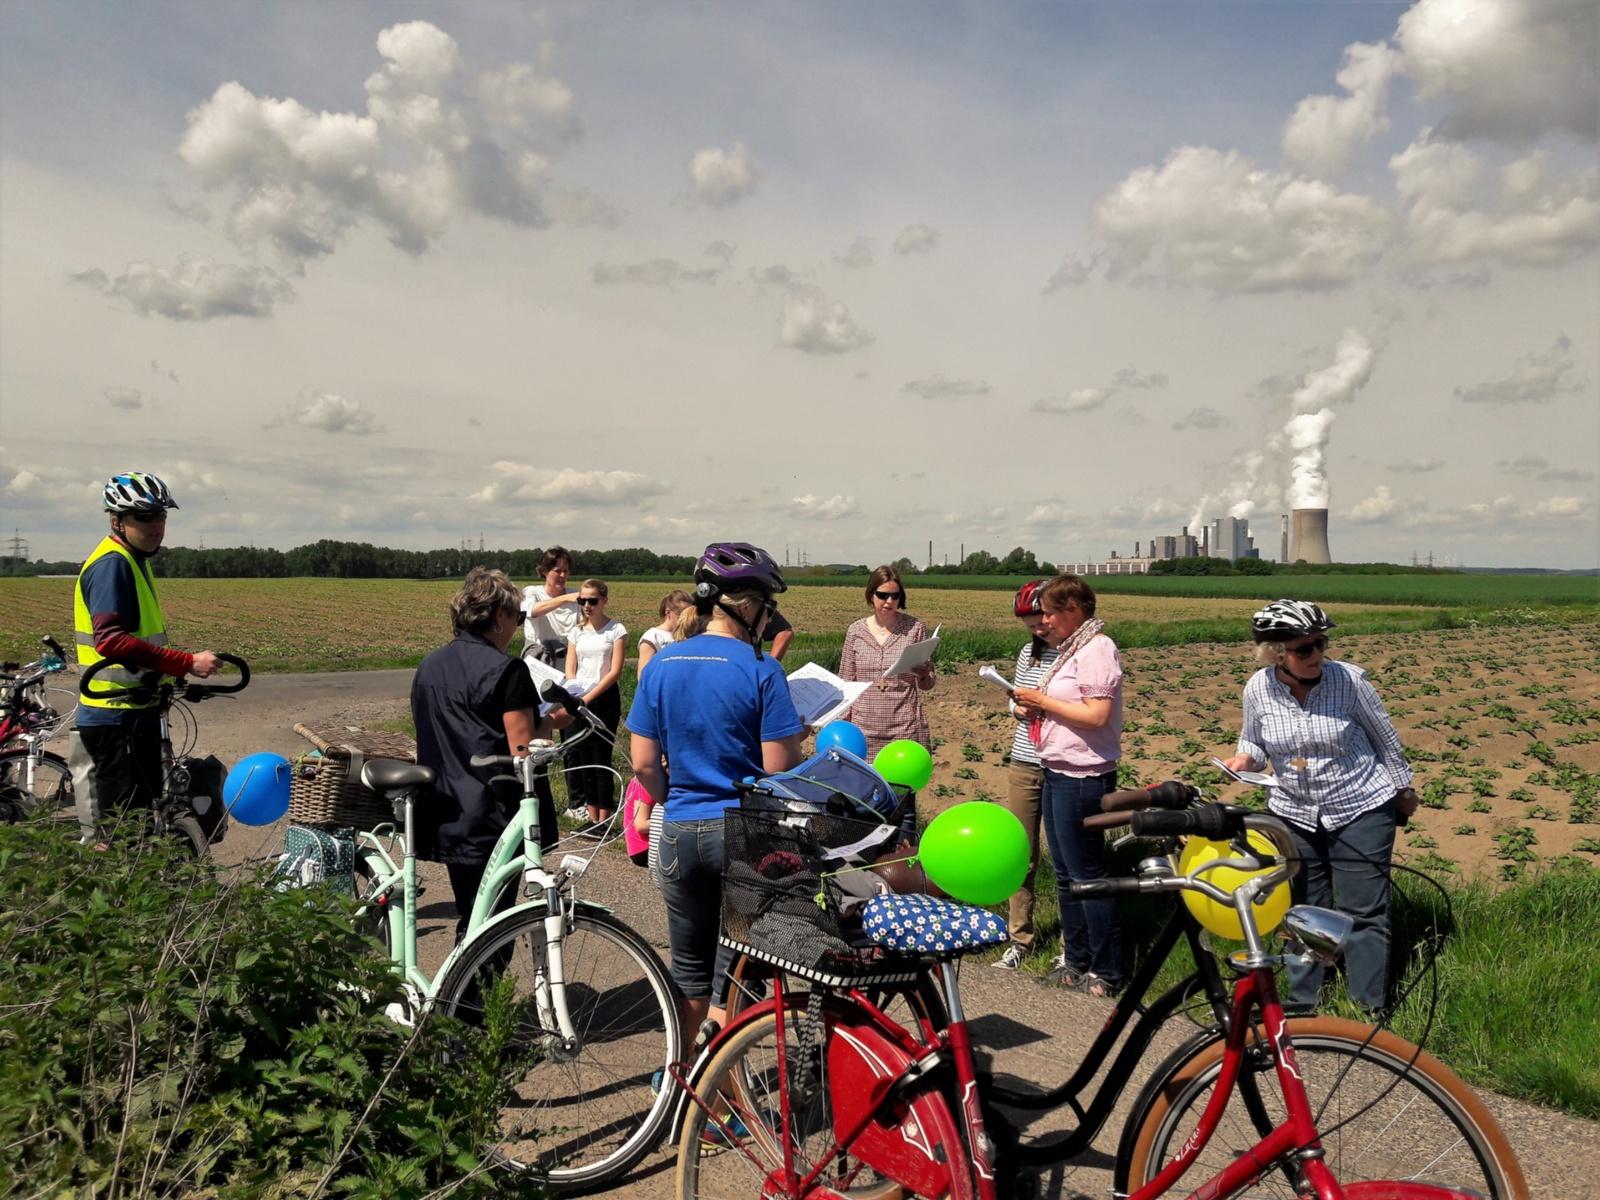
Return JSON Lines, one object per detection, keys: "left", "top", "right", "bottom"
{"left": 1029, "top": 617, "right": 1107, "bottom": 747}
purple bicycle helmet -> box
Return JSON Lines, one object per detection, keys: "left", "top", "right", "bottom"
{"left": 693, "top": 541, "right": 787, "bottom": 601}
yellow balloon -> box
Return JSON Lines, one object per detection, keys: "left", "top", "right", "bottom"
{"left": 1177, "top": 829, "right": 1291, "bottom": 940}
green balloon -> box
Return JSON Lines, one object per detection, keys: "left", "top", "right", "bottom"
{"left": 917, "top": 802, "right": 1030, "bottom": 906}
{"left": 873, "top": 739, "right": 934, "bottom": 792}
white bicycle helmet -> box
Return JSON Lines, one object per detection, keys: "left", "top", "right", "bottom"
{"left": 103, "top": 471, "right": 179, "bottom": 514}
{"left": 1251, "top": 598, "right": 1335, "bottom": 642}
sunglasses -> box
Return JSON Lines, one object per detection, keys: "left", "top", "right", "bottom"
{"left": 124, "top": 510, "right": 167, "bottom": 524}
{"left": 872, "top": 589, "right": 903, "bottom": 602}
{"left": 1283, "top": 636, "right": 1328, "bottom": 658}
{"left": 577, "top": 596, "right": 603, "bottom": 606}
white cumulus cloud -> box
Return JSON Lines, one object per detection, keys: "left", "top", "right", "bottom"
{"left": 592, "top": 258, "right": 724, "bottom": 288}
{"left": 1282, "top": 41, "right": 1401, "bottom": 177}
{"left": 688, "top": 141, "right": 762, "bottom": 208}
{"left": 901, "top": 375, "right": 991, "bottom": 400}
{"left": 471, "top": 462, "right": 670, "bottom": 506}
{"left": 103, "top": 386, "right": 144, "bottom": 410}
{"left": 790, "top": 493, "right": 859, "bottom": 520}
{"left": 778, "top": 285, "right": 874, "bottom": 354}
{"left": 1395, "top": 0, "right": 1599, "bottom": 144}
{"left": 293, "top": 391, "right": 382, "bottom": 435}
{"left": 71, "top": 257, "right": 294, "bottom": 320}
{"left": 1033, "top": 388, "right": 1108, "bottom": 415}
{"left": 1092, "top": 146, "right": 1392, "bottom": 292}
{"left": 1348, "top": 484, "right": 1399, "bottom": 522}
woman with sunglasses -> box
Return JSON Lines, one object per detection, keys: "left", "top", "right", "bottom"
{"left": 1220, "top": 599, "right": 1418, "bottom": 1014}
{"left": 563, "top": 579, "right": 628, "bottom": 828}
{"left": 838, "top": 565, "right": 937, "bottom": 761}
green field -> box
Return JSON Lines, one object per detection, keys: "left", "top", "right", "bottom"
{"left": 2, "top": 573, "right": 1594, "bottom": 672}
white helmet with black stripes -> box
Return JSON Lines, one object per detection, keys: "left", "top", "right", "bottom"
{"left": 1250, "top": 598, "right": 1335, "bottom": 642}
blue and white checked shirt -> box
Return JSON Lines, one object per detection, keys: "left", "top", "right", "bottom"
{"left": 1236, "top": 660, "right": 1412, "bottom": 832}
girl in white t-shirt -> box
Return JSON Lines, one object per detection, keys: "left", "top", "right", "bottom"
{"left": 563, "top": 579, "right": 628, "bottom": 826}
{"left": 637, "top": 589, "right": 692, "bottom": 673}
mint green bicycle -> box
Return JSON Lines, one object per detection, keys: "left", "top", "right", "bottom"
{"left": 350, "top": 691, "right": 682, "bottom": 1190}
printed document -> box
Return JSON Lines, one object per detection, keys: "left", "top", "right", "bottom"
{"left": 882, "top": 625, "right": 941, "bottom": 679}
{"left": 978, "top": 664, "right": 1014, "bottom": 692}
{"left": 1209, "top": 756, "right": 1279, "bottom": 789}
{"left": 787, "top": 661, "right": 872, "bottom": 728}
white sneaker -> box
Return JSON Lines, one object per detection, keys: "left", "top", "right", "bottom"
{"left": 564, "top": 806, "right": 588, "bottom": 822}
{"left": 992, "top": 944, "right": 1025, "bottom": 970}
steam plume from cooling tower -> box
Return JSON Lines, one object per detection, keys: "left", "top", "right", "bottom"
{"left": 1284, "top": 329, "right": 1377, "bottom": 509}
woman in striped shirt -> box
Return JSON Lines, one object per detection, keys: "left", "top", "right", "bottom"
{"left": 993, "top": 579, "right": 1063, "bottom": 971}
{"left": 1222, "top": 599, "right": 1417, "bottom": 1013}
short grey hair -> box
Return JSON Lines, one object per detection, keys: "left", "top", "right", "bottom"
{"left": 450, "top": 567, "right": 521, "bottom": 635}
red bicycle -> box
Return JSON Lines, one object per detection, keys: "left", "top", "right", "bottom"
{"left": 0, "top": 636, "right": 74, "bottom": 824}
{"left": 671, "top": 789, "right": 1524, "bottom": 1199}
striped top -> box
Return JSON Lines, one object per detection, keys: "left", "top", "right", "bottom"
{"left": 839, "top": 613, "right": 934, "bottom": 756}
{"left": 1236, "top": 659, "right": 1413, "bottom": 832}
{"left": 1007, "top": 641, "right": 1061, "bottom": 767}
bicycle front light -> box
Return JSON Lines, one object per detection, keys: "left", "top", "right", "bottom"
{"left": 1282, "top": 905, "right": 1354, "bottom": 966}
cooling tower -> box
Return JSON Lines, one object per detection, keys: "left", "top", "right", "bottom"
{"left": 1290, "top": 508, "right": 1332, "bottom": 564}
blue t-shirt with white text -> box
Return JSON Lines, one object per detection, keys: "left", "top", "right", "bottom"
{"left": 625, "top": 634, "right": 802, "bottom": 822}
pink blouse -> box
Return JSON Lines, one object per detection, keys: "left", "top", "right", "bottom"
{"left": 1036, "top": 635, "right": 1124, "bottom": 775}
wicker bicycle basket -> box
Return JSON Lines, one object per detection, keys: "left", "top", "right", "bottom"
{"left": 720, "top": 803, "right": 917, "bottom": 986}
{"left": 288, "top": 723, "right": 418, "bottom": 830}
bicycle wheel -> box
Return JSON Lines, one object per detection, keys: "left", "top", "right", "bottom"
{"left": 165, "top": 813, "right": 210, "bottom": 858}
{"left": 1123, "top": 1015, "right": 1528, "bottom": 1199}
{"left": 0, "top": 748, "right": 72, "bottom": 823}
{"left": 677, "top": 1000, "right": 972, "bottom": 1200}
{"left": 435, "top": 906, "right": 681, "bottom": 1190}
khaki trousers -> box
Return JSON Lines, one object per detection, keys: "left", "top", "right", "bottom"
{"left": 1003, "top": 760, "right": 1045, "bottom": 947}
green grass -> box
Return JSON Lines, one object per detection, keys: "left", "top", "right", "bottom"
{"left": 765, "top": 572, "right": 1600, "bottom": 608}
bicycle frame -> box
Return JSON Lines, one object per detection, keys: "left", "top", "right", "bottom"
{"left": 352, "top": 749, "right": 617, "bottom": 1043}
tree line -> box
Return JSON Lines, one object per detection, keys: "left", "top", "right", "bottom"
{"left": 1, "top": 541, "right": 1449, "bottom": 580}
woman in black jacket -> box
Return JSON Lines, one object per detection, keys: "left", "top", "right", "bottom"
{"left": 411, "top": 567, "right": 569, "bottom": 942}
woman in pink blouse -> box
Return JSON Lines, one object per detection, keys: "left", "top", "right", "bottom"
{"left": 1012, "top": 574, "right": 1124, "bottom": 997}
{"left": 839, "top": 565, "right": 937, "bottom": 761}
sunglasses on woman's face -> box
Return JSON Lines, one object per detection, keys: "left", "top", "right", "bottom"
{"left": 872, "top": 589, "right": 903, "bottom": 602}
{"left": 577, "top": 596, "right": 603, "bottom": 606}
{"left": 1284, "top": 636, "right": 1327, "bottom": 658}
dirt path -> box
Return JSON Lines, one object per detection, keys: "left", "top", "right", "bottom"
{"left": 189, "top": 667, "right": 1598, "bottom": 1199}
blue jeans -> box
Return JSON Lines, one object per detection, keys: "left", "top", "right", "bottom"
{"left": 1284, "top": 801, "right": 1398, "bottom": 1011}
{"left": 1041, "top": 768, "right": 1122, "bottom": 985}
{"left": 659, "top": 818, "right": 734, "bottom": 1002}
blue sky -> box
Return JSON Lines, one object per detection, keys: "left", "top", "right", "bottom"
{"left": 2, "top": 0, "right": 1596, "bottom": 568}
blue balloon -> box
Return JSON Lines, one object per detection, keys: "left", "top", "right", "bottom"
{"left": 816, "top": 720, "right": 869, "bottom": 760}
{"left": 224, "top": 752, "right": 292, "bottom": 826}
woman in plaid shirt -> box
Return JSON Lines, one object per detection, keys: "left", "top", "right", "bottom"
{"left": 1222, "top": 599, "right": 1418, "bottom": 1013}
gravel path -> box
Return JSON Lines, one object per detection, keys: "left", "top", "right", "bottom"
{"left": 188, "top": 668, "right": 1600, "bottom": 1199}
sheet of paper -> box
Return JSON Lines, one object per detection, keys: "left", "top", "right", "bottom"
{"left": 786, "top": 661, "right": 873, "bottom": 728}
{"left": 523, "top": 654, "right": 567, "bottom": 689}
{"left": 881, "top": 624, "right": 940, "bottom": 679}
{"left": 1209, "top": 756, "right": 1279, "bottom": 789}
{"left": 978, "top": 664, "right": 1014, "bottom": 692}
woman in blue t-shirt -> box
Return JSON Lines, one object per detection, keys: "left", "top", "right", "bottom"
{"left": 626, "top": 543, "right": 803, "bottom": 1033}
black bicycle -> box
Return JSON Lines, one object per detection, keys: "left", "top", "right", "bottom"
{"left": 77, "top": 654, "right": 250, "bottom": 855}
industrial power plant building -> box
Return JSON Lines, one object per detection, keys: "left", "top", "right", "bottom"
{"left": 1065, "top": 515, "right": 1284, "bottom": 576}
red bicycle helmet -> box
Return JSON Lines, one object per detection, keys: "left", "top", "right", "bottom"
{"left": 1013, "top": 578, "right": 1047, "bottom": 617}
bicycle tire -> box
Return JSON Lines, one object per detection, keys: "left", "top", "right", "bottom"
{"left": 167, "top": 814, "right": 210, "bottom": 859}
{"left": 676, "top": 1001, "right": 974, "bottom": 1200}
{"left": 0, "top": 748, "right": 72, "bottom": 823}
{"left": 434, "top": 906, "right": 682, "bottom": 1190}
{"left": 1122, "top": 1015, "right": 1528, "bottom": 1199}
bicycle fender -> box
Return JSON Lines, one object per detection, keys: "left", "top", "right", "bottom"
{"left": 827, "top": 1004, "right": 975, "bottom": 1200}
{"left": 1111, "top": 1022, "right": 1227, "bottom": 1195}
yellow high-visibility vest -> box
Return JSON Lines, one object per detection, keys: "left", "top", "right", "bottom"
{"left": 73, "top": 536, "right": 171, "bottom": 710}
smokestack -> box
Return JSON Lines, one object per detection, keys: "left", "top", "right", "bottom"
{"left": 1280, "top": 514, "right": 1289, "bottom": 563}
{"left": 1290, "top": 508, "right": 1332, "bottom": 564}
{"left": 1201, "top": 526, "right": 1210, "bottom": 557}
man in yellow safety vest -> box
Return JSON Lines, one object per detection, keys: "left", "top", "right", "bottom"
{"left": 70, "top": 471, "right": 221, "bottom": 847}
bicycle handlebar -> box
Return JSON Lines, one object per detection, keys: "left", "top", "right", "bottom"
{"left": 1130, "top": 804, "right": 1239, "bottom": 840}
{"left": 79, "top": 653, "right": 251, "bottom": 703}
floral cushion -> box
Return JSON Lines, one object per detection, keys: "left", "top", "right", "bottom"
{"left": 861, "top": 893, "right": 1009, "bottom": 956}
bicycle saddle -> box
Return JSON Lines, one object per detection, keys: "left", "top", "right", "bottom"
{"left": 860, "top": 893, "right": 1009, "bottom": 958}
{"left": 360, "top": 759, "right": 436, "bottom": 793}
